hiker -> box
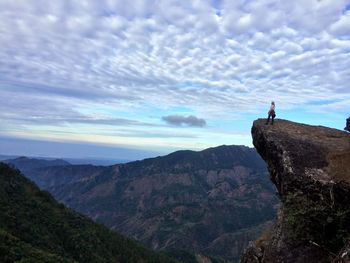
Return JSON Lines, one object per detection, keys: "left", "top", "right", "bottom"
{"left": 266, "top": 101, "right": 276, "bottom": 125}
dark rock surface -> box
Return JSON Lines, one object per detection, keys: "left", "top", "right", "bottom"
{"left": 241, "top": 119, "right": 350, "bottom": 263}
{"left": 345, "top": 117, "right": 350, "bottom": 132}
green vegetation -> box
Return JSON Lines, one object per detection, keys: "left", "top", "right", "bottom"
{"left": 165, "top": 250, "right": 197, "bottom": 263}
{"left": 0, "top": 228, "right": 72, "bottom": 263}
{"left": 6, "top": 145, "right": 277, "bottom": 262}
{"left": 283, "top": 192, "right": 350, "bottom": 253}
{"left": 0, "top": 163, "right": 178, "bottom": 263}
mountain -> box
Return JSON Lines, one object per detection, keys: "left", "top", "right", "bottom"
{"left": 241, "top": 119, "right": 350, "bottom": 263}
{"left": 3, "top": 156, "right": 70, "bottom": 172}
{"left": 0, "top": 162, "right": 178, "bottom": 263}
{"left": 3, "top": 156, "right": 75, "bottom": 189}
{"left": 11, "top": 145, "right": 279, "bottom": 262}
{"left": 2, "top": 155, "right": 130, "bottom": 166}
{"left": 0, "top": 154, "right": 19, "bottom": 160}
{"left": 63, "top": 157, "right": 130, "bottom": 166}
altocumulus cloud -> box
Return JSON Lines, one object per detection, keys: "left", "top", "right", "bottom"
{"left": 0, "top": 0, "right": 350, "bottom": 150}
{"left": 1, "top": 0, "right": 350, "bottom": 116}
{"left": 162, "top": 115, "right": 207, "bottom": 127}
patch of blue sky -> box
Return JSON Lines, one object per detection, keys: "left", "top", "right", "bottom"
{"left": 307, "top": 99, "right": 341, "bottom": 106}
{"left": 212, "top": 107, "right": 348, "bottom": 133}
{"left": 101, "top": 10, "right": 117, "bottom": 17}
{"left": 212, "top": 0, "right": 223, "bottom": 16}
{"left": 75, "top": 105, "right": 201, "bottom": 130}
{"left": 211, "top": 0, "right": 222, "bottom": 9}
{"left": 78, "top": 106, "right": 145, "bottom": 119}
{"left": 345, "top": 3, "right": 350, "bottom": 11}
{"left": 209, "top": 112, "right": 263, "bottom": 133}
{"left": 276, "top": 109, "right": 347, "bottom": 131}
{"left": 176, "top": 81, "right": 203, "bottom": 90}
{"left": 166, "top": 106, "right": 195, "bottom": 114}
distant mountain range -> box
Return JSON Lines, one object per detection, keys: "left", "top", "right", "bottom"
{"left": 64, "top": 157, "right": 130, "bottom": 166}
{"left": 0, "top": 154, "right": 130, "bottom": 166}
{"left": 4, "top": 156, "right": 70, "bottom": 172}
{"left": 0, "top": 162, "right": 178, "bottom": 263}
{"left": 4, "top": 145, "right": 279, "bottom": 262}
{"left": 0, "top": 154, "right": 20, "bottom": 160}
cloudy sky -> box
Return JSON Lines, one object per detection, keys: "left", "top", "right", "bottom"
{"left": 0, "top": 0, "right": 349, "bottom": 159}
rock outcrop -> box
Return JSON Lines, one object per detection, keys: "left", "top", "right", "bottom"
{"left": 241, "top": 119, "right": 350, "bottom": 263}
{"left": 345, "top": 117, "right": 350, "bottom": 132}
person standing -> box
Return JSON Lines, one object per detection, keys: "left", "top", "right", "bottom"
{"left": 266, "top": 101, "right": 276, "bottom": 125}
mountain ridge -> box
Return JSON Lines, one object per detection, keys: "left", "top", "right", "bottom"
{"left": 6, "top": 144, "right": 278, "bottom": 262}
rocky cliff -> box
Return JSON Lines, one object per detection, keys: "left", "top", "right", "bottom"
{"left": 241, "top": 119, "right": 350, "bottom": 263}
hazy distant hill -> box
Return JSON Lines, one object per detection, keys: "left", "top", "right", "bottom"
{"left": 2, "top": 155, "right": 130, "bottom": 167}
{"left": 0, "top": 163, "right": 178, "bottom": 263}
{"left": 3, "top": 156, "right": 70, "bottom": 172}
{"left": 0, "top": 154, "right": 18, "bottom": 160}
{"left": 15, "top": 145, "right": 278, "bottom": 262}
{"left": 64, "top": 157, "right": 130, "bottom": 166}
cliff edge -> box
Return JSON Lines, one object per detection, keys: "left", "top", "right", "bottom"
{"left": 241, "top": 119, "right": 350, "bottom": 263}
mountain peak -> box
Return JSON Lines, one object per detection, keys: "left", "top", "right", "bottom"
{"left": 128, "top": 144, "right": 265, "bottom": 173}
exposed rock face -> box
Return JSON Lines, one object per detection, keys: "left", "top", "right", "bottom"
{"left": 345, "top": 117, "right": 350, "bottom": 132}
{"left": 241, "top": 119, "right": 350, "bottom": 263}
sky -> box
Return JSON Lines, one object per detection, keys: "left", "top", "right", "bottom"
{"left": 0, "top": 0, "right": 349, "bottom": 160}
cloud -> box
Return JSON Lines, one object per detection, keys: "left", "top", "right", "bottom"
{"left": 0, "top": 0, "right": 349, "bottom": 151}
{"left": 330, "top": 11, "right": 350, "bottom": 36}
{"left": 162, "top": 115, "right": 207, "bottom": 127}
{"left": 1, "top": 0, "right": 349, "bottom": 113}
